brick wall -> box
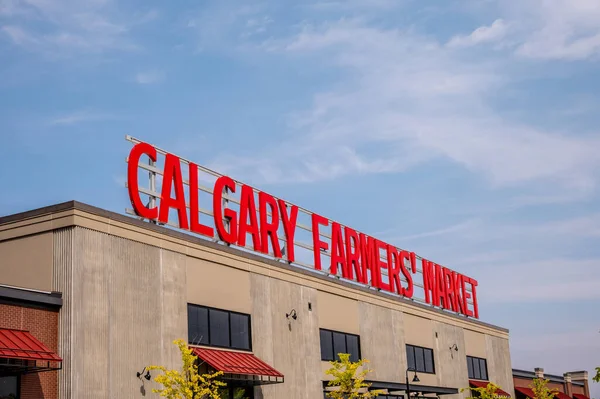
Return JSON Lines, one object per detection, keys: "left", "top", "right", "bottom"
{"left": 0, "top": 303, "right": 59, "bottom": 399}
{"left": 572, "top": 385, "right": 587, "bottom": 396}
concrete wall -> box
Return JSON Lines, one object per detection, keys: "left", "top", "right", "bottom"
{"left": 358, "top": 302, "right": 406, "bottom": 383}
{"left": 0, "top": 232, "right": 53, "bottom": 291}
{"left": 464, "top": 329, "right": 487, "bottom": 359}
{"left": 186, "top": 257, "right": 251, "bottom": 314}
{"left": 486, "top": 335, "right": 515, "bottom": 397}
{"left": 432, "top": 321, "right": 469, "bottom": 391}
{"left": 250, "top": 274, "right": 322, "bottom": 399}
{"left": 53, "top": 227, "right": 187, "bottom": 399}
{"left": 318, "top": 291, "right": 360, "bottom": 335}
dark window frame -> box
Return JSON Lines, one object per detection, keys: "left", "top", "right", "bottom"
{"left": 406, "top": 344, "right": 435, "bottom": 374}
{"left": 187, "top": 303, "right": 252, "bottom": 351}
{"left": 319, "top": 328, "right": 361, "bottom": 362}
{"left": 467, "top": 356, "right": 488, "bottom": 381}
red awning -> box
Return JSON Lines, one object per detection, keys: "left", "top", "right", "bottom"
{"left": 515, "top": 387, "right": 536, "bottom": 399}
{"left": 555, "top": 392, "right": 572, "bottom": 399}
{"left": 0, "top": 328, "right": 61, "bottom": 362}
{"left": 469, "top": 380, "right": 511, "bottom": 397}
{"left": 191, "top": 347, "right": 283, "bottom": 380}
{"left": 573, "top": 394, "right": 589, "bottom": 399}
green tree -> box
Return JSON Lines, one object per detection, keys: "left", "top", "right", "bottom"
{"left": 324, "top": 353, "right": 385, "bottom": 398}
{"left": 146, "top": 339, "right": 227, "bottom": 399}
{"left": 530, "top": 378, "right": 558, "bottom": 399}
{"left": 593, "top": 367, "right": 599, "bottom": 383}
{"left": 462, "top": 381, "right": 506, "bottom": 399}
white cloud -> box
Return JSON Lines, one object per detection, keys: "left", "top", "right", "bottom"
{"left": 381, "top": 219, "right": 481, "bottom": 242}
{"left": 213, "top": 19, "right": 600, "bottom": 202}
{"left": 483, "top": 259, "right": 600, "bottom": 303}
{"left": 395, "top": 213, "right": 600, "bottom": 304}
{"left": 1, "top": 25, "right": 38, "bottom": 46}
{"left": 135, "top": 70, "right": 164, "bottom": 85}
{"left": 0, "top": 0, "right": 158, "bottom": 56}
{"left": 447, "top": 19, "right": 508, "bottom": 48}
{"left": 48, "top": 110, "right": 115, "bottom": 126}
{"left": 503, "top": 0, "right": 600, "bottom": 60}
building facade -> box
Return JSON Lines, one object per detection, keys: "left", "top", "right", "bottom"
{"left": 0, "top": 201, "right": 515, "bottom": 399}
{"left": 513, "top": 368, "right": 591, "bottom": 399}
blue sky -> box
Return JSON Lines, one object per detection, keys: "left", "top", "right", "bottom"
{"left": 1, "top": 0, "right": 599, "bottom": 393}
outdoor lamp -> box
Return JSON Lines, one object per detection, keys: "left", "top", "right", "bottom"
{"left": 286, "top": 309, "right": 297, "bottom": 320}
{"left": 136, "top": 366, "right": 151, "bottom": 381}
{"left": 406, "top": 367, "right": 420, "bottom": 399}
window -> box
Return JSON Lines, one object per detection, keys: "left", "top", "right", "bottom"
{"left": 319, "top": 329, "right": 361, "bottom": 362}
{"left": 0, "top": 376, "right": 18, "bottom": 399}
{"left": 467, "top": 356, "right": 488, "bottom": 380}
{"left": 406, "top": 344, "right": 435, "bottom": 374}
{"left": 218, "top": 387, "right": 253, "bottom": 399}
{"left": 187, "top": 304, "right": 251, "bottom": 351}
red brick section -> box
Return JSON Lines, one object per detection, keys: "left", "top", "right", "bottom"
{"left": 0, "top": 304, "right": 59, "bottom": 399}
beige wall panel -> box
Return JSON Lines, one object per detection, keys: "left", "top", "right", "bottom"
{"left": 317, "top": 291, "right": 360, "bottom": 334}
{"left": 250, "top": 274, "right": 322, "bottom": 399}
{"left": 429, "top": 321, "right": 468, "bottom": 398}
{"left": 485, "top": 335, "right": 515, "bottom": 398}
{"left": 186, "top": 257, "right": 251, "bottom": 314}
{"left": 0, "top": 232, "right": 53, "bottom": 291}
{"left": 55, "top": 227, "right": 187, "bottom": 399}
{"left": 53, "top": 228, "right": 74, "bottom": 399}
{"left": 160, "top": 249, "right": 188, "bottom": 367}
{"left": 404, "top": 313, "right": 435, "bottom": 349}
{"left": 358, "top": 302, "right": 405, "bottom": 382}
{"left": 413, "top": 372, "right": 438, "bottom": 387}
{"left": 71, "top": 227, "right": 110, "bottom": 399}
{"left": 464, "top": 329, "right": 487, "bottom": 359}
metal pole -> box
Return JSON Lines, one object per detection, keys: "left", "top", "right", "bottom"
{"left": 223, "top": 186, "right": 230, "bottom": 246}
{"left": 148, "top": 157, "right": 157, "bottom": 224}
{"left": 406, "top": 368, "right": 411, "bottom": 399}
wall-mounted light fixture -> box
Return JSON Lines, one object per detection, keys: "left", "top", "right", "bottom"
{"left": 286, "top": 309, "right": 297, "bottom": 320}
{"left": 136, "top": 366, "right": 151, "bottom": 381}
{"left": 449, "top": 344, "right": 459, "bottom": 359}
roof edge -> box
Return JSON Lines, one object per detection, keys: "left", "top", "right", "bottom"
{"left": 1, "top": 200, "right": 509, "bottom": 334}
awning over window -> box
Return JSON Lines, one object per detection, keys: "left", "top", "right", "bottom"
{"left": 0, "top": 328, "right": 62, "bottom": 375}
{"left": 555, "top": 392, "right": 573, "bottom": 399}
{"left": 191, "top": 347, "right": 284, "bottom": 386}
{"left": 573, "top": 394, "right": 590, "bottom": 399}
{"left": 515, "top": 387, "right": 536, "bottom": 398}
{"left": 469, "top": 380, "right": 511, "bottom": 397}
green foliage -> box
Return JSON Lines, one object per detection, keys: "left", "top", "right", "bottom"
{"left": 324, "top": 353, "right": 385, "bottom": 399}
{"left": 217, "top": 388, "right": 248, "bottom": 399}
{"left": 593, "top": 367, "right": 599, "bottom": 383}
{"left": 461, "top": 381, "right": 505, "bottom": 399}
{"left": 531, "top": 378, "right": 558, "bottom": 399}
{"left": 232, "top": 388, "right": 248, "bottom": 399}
{"left": 147, "top": 339, "right": 227, "bottom": 399}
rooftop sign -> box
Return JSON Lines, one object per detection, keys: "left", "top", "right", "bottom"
{"left": 125, "top": 136, "right": 480, "bottom": 319}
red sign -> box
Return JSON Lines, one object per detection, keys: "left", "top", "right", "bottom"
{"left": 126, "top": 140, "right": 479, "bottom": 319}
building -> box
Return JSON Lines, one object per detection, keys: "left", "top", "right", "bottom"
{"left": 0, "top": 139, "right": 517, "bottom": 398}
{"left": 0, "top": 201, "right": 515, "bottom": 399}
{"left": 513, "top": 368, "right": 591, "bottom": 399}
